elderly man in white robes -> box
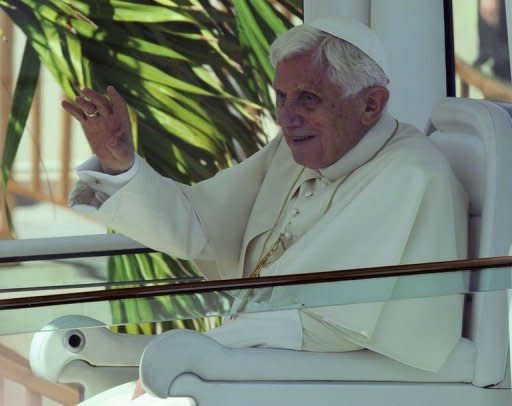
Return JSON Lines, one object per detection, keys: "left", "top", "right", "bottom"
{"left": 64, "top": 16, "right": 468, "bottom": 406}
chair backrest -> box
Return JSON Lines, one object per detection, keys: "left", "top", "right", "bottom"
{"left": 428, "top": 97, "right": 512, "bottom": 387}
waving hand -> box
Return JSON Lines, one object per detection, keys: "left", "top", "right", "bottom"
{"left": 62, "top": 86, "right": 135, "bottom": 174}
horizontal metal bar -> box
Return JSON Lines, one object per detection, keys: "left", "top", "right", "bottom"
{"left": 0, "top": 256, "right": 510, "bottom": 311}
{"left": 0, "top": 276, "right": 203, "bottom": 294}
{"left": 0, "top": 234, "right": 153, "bottom": 262}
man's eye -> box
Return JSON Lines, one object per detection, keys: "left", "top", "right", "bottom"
{"left": 276, "top": 92, "right": 285, "bottom": 103}
{"left": 301, "top": 92, "right": 319, "bottom": 106}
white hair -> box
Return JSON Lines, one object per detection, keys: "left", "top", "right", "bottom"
{"left": 269, "top": 24, "right": 389, "bottom": 96}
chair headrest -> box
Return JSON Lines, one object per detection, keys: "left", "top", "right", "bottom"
{"left": 429, "top": 98, "right": 512, "bottom": 216}
{"left": 429, "top": 125, "right": 484, "bottom": 215}
{"left": 428, "top": 97, "right": 512, "bottom": 258}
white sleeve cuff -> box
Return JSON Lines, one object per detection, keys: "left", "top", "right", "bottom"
{"left": 76, "top": 155, "right": 140, "bottom": 196}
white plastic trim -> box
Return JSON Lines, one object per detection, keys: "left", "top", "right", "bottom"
{"left": 0, "top": 233, "right": 146, "bottom": 259}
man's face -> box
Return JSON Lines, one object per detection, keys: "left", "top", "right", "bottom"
{"left": 274, "top": 51, "right": 365, "bottom": 169}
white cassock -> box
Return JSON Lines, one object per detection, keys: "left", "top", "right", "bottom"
{"left": 72, "top": 112, "right": 468, "bottom": 405}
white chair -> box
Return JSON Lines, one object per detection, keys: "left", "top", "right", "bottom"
{"left": 30, "top": 98, "right": 512, "bottom": 404}
{"left": 29, "top": 315, "right": 153, "bottom": 399}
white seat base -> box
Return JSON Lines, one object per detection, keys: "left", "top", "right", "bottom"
{"left": 172, "top": 375, "right": 512, "bottom": 406}
{"left": 141, "top": 329, "right": 476, "bottom": 397}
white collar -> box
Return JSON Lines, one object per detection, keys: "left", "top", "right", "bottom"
{"left": 319, "top": 113, "right": 397, "bottom": 182}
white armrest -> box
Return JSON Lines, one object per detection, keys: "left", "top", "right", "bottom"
{"left": 140, "top": 329, "right": 475, "bottom": 399}
{"left": 30, "top": 315, "right": 154, "bottom": 399}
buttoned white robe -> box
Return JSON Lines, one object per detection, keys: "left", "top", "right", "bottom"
{"left": 72, "top": 113, "right": 468, "bottom": 404}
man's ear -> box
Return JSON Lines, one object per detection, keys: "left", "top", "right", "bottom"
{"left": 360, "top": 86, "right": 390, "bottom": 127}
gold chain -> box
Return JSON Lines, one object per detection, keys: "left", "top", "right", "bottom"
{"left": 250, "top": 233, "right": 287, "bottom": 278}
{"left": 247, "top": 166, "right": 306, "bottom": 278}
{"left": 232, "top": 121, "right": 400, "bottom": 319}
{"left": 249, "top": 120, "right": 399, "bottom": 279}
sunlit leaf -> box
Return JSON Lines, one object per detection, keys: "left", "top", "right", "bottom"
{"left": 65, "top": 32, "right": 85, "bottom": 88}
{"left": 1, "top": 42, "right": 40, "bottom": 191}
{"left": 75, "top": 0, "right": 193, "bottom": 23}
{"left": 252, "top": 0, "right": 288, "bottom": 34}
{"left": 1, "top": 0, "right": 302, "bottom": 333}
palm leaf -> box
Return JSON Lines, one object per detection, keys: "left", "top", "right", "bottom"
{"left": 1, "top": 42, "right": 40, "bottom": 233}
{"left": 1, "top": 0, "right": 302, "bottom": 333}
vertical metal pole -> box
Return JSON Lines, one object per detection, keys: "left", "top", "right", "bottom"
{"left": 506, "top": 0, "right": 512, "bottom": 81}
{"left": 0, "top": 377, "right": 4, "bottom": 406}
{"left": 443, "top": 0, "right": 456, "bottom": 97}
{"left": 0, "top": 9, "right": 14, "bottom": 239}
{"left": 507, "top": 1, "right": 512, "bottom": 388}
{"left": 60, "top": 94, "right": 72, "bottom": 204}
{"left": 31, "top": 83, "right": 42, "bottom": 194}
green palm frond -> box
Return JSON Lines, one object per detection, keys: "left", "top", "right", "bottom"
{"left": 1, "top": 0, "right": 302, "bottom": 333}
{"left": 1, "top": 41, "right": 40, "bottom": 235}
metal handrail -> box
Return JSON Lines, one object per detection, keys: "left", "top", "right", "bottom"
{"left": 1, "top": 256, "right": 510, "bottom": 311}
{"left": 0, "top": 233, "right": 150, "bottom": 261}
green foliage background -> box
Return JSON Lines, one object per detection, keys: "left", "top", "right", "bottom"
{"left": 0, "top": 0, "right": 302, "bottom": 334}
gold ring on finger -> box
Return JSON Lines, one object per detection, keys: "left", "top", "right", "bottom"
{"left": 86, "top": 110, "right": 100, "bottom": 118}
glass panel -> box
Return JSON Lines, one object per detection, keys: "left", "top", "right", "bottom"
{"left": 0, "top": 2, "right": 303, "bottom": 241}
{"left": 453, "top": 0, "right": 512, "bottom": 100}
{"left": 0, "top": 251, "right": 510, "bottom": 335}
{"left": 0, "top": 330, "right": 81, "bottom": 405}
{"left": 0, "top": 9, "right": 107, "bottom": 241}
{"left": 0, "top": 257, "right": 509, "bottom": 403}
{"left": 0, "top": 0, "right": 304, "bottom": 342}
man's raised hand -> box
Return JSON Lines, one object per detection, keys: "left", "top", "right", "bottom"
{"left": 62, "top": 86, "right": 135, "bottom": 174}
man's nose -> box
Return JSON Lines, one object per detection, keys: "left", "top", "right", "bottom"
{"left": 278, "top": 103, "right": 303, "bottom": 128}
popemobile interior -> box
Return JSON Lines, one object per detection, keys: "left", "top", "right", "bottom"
{"left": 1, "top": 0, "right": 512, "bottom": 405}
